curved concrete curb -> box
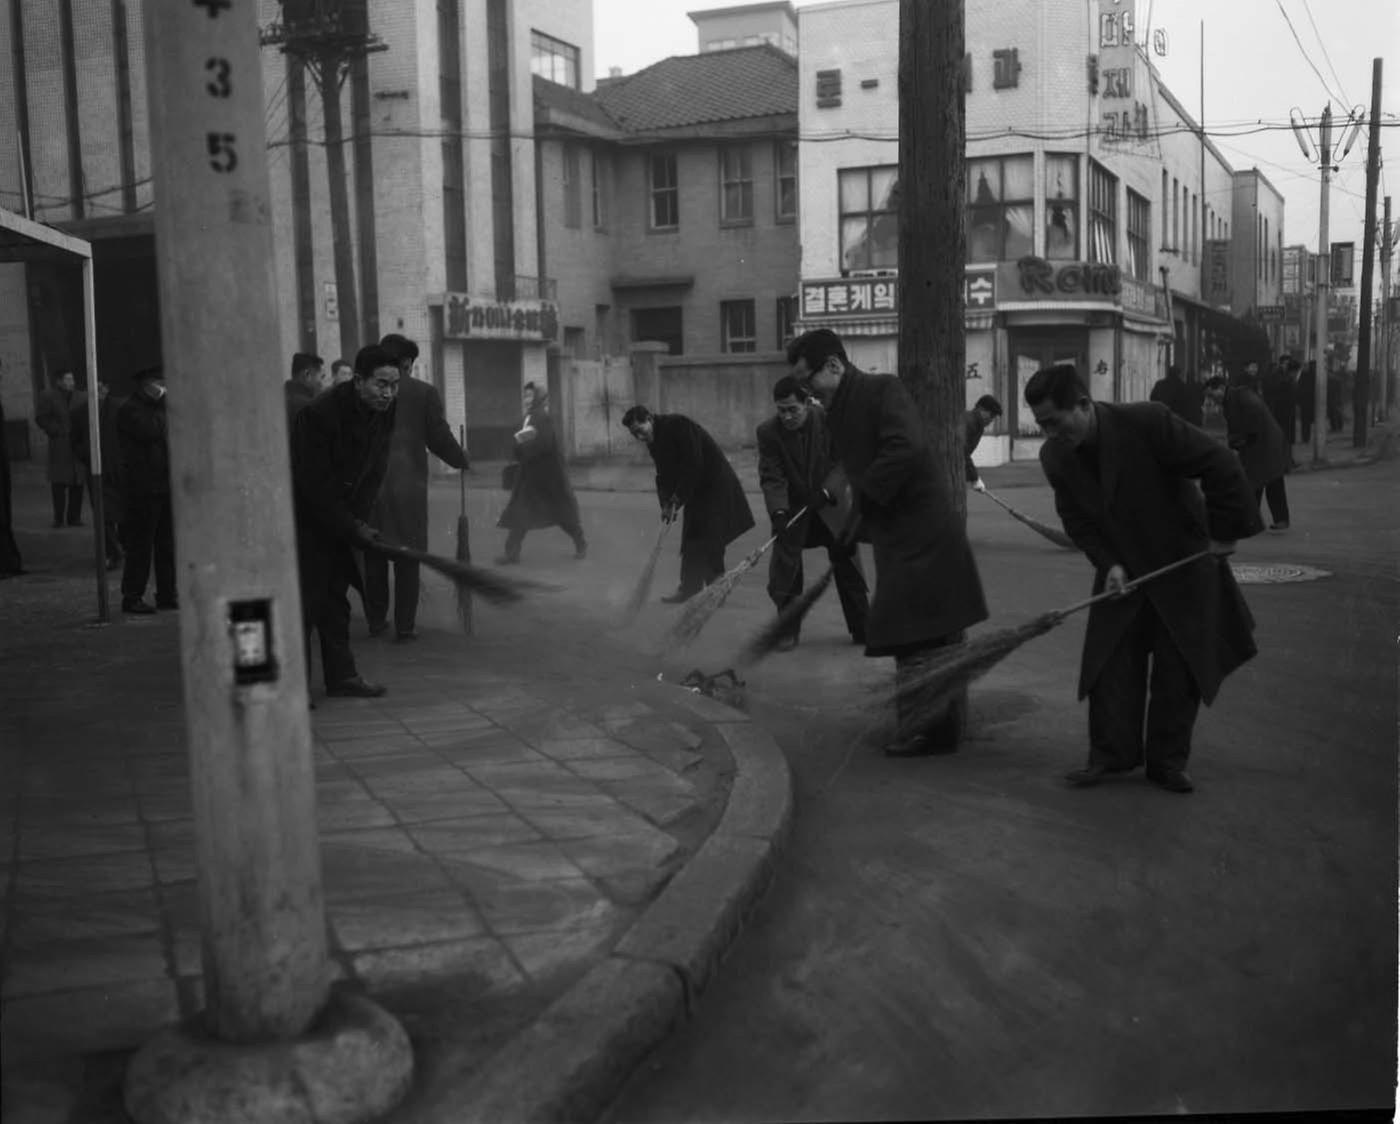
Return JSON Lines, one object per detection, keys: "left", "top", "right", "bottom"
{"left": 442, "top": 686, "right": 792, "bottom": 1124}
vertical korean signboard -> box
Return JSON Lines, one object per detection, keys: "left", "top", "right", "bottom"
{"left": 1095, "top": 0, "right": 1158, "bottom": 156}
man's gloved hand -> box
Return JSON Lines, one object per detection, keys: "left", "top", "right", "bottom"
{"left": 971, "top": 478, "right": 987, "bottom": 493}
{"left": 351, "top": 521, "right": 382, "bottom": 548}
{"left": 770, "top": 510, "right": 789, "bottom": 538}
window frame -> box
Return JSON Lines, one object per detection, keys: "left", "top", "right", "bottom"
{"left": 590, "top": 148, "right": 607, "bottom": 230}
{"left": 648, "top": 152, "right": 679, "bottom": 231}
{"left": 1088, "top": 160, "right": 1117, "bottom": 265}
{"left": 1043, "top": 152, "right": 1079, "bottom": 261}
{"left": 965, "top": 154, "right": 1034, "bottom": 264}
{"left": 838, "top": 164, "right": 900, "bottom": 273}
{"left": 775, "top": 139, "right": 798, "bottom": 223}
{"left": 718, "top": 144, "right": 755, "bottom": 226}
{"left": 776, "top": 295, "right": 797, "bottom": 349}
{"left": 720, "top": 299, "right": 757, "bottom": 353}
{"left": 529, "top": 29, "right": 580, "bottom": 90}
{"left": 562, "top": 143, "right": 581, "bottom": 230}
{"left": 1126, "top": 187, "right": 1150, "bottom": 282}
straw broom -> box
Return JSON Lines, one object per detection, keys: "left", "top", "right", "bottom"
{"left": 879, "top": 550, "right": 1216, "bottom": 731}
{"left": 979, "top": 488, "right": 1076, "bottom": 549}
{"left": 364, "top": 539, "right": 554, "bottom": 606}
{"left": 455, "top": 425, "right": 473, "bottom": 634}
{"left": 664, "top": 505, "right": 811, "bottom": 647}
{"left": 622, "top": 514, "right": 676, "bottom": 622}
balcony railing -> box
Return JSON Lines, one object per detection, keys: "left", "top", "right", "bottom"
{"left": 501, "top": 274, "right": 557, "bottom": 302}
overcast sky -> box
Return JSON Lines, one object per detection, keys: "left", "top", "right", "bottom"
{"left": 593, "top": 0, "right": 1399, "bottom": 278}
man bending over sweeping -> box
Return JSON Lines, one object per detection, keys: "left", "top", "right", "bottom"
{"left": 786, "top": 329, "right": 988, "bottom": 757}
{"left": 1026, "top": 364, "right": 1261, "bottom": 794}
{"left": 757, "top": 375, "right": 868, "bottom": 652}
{"left": 622, "top": 405, "right": 754, "bottom": 603}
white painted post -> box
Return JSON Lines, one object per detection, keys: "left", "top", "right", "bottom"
{"left": 82, "top": 255, "right": 109, "bottom": 622}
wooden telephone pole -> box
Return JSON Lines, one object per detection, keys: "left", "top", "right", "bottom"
{"left": 1353, "top": 58, "right": 1383, "bottom": 448}
{"left": 898, "top": 0, "right": 966, "bottom": 518}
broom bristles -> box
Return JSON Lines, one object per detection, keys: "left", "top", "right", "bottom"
{"left": 369, "top": 541, "right": 551, "bottom": 606}
{"left": 665, "top": 535, "right": 777, "bottom": 647}
{"left": 982, "top": 490, "right": 1076, "bottom": 550}
{"left": 739, "top": 564, "right": 835, "bottom": 664}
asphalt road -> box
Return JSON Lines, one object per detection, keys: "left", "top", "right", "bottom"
{"left": 432, "top": 463, "right": 1400, "bottom": 1124}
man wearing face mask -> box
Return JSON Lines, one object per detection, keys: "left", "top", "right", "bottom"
{"left": 785, "top": 329, "right": 987, "bottom": 757}
{"left": 290, "top": 344, "right": 399, "bottom": 699}
{"left": 117, "top": 367, "right": 175, "bottom": 614}
{"left": 1026, "top": 363, "right": 1261, "bottom": 794}
{"left": 756, "top": 375, "right": 867, "bottom": 651}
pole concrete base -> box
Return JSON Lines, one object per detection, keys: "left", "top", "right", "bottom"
{"left": 123, "top": 991, "right": 414, "bottom": 1124}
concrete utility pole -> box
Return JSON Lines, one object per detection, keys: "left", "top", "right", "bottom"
{"left": 1382, "top": 196, "right": 1393, "bottom": 419}
{"left": 1312, "top": 105, "right": 1332, "bottom": 465}
{"left": 124, "top": 1, "right": 408, "bottom": 1119}
{"left": 1353, "top": 58, "right": 1383, "bottom": 448}
{"left": 897, "top": 0, "right": 966, "bottom": 519}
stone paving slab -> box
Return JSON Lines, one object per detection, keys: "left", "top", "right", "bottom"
{"left": 0, "top": 614, "right": 750, "bottom": 1124}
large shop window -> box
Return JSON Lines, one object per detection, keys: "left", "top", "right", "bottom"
{"left": 839, "top": 165, "right": 899, "bottom": 272}
{"left": 967, "top": 155, "right": 1033, "bottom": 263}
{"left": 1088, "top": 161, "right": 1117, "bottom": 265}
{"left": 530, "top": 29, "right": 580, "bottom": 89}
{"left": 1126, "top": 188, "right": 1150, "bottom": 281}
{"left": 1044, "top": 154, "right": 1078, "bottom": 260}
{"left": 649, "top": 153, "right": 679, "bottom": 230}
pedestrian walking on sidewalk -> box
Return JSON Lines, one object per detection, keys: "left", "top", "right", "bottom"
{"left": 71, "top": 380, "right": 125, "bottom": 570}
{"left": 290, "top": 344, "right": 398, "bottom": 699}
{"left": 963, "top": 394, "right": 1003, "bottom": 492}
{"left": 0, "top": 360, "right": 24, "bottom": 577}
{"left": 366, "top": 334, "right": 469, "bottom": 638}
{"left": 284, "top": 352, "right": 325, "bottom": 430}
{"left": 1027, "top": 364, "right": 1262, "bottom": 794}
{"left": 117, "top": 368, "right": 176, "bottom": 614}
{"left": 496, "top": 381, "right": 584, "bottom": 566}
{"left": 757, "top": 376, "right": 867, "bottom": 651}
{"left": 623, "top": 405, "right": 754, "bottom": 602}
{"left": 1263, "top": 356, "right": 1300, "bottom": 464}
{"left": 786, "top": 329, "right": 988, "bottom": 758}
{"left": 1149, "top": 364, "right": 1205, "bottom": 427}
{"left": 1204, "top": 376, "right": 1291, "bottom": 531}
{"left": 1296, "top": 361, "right": 1318, "bottom": 444}
{"left": 35, "top": 369, "right": 85, "bottom": 528}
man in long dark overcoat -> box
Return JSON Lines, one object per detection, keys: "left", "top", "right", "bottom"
{"left": 962, "top": 393, "right": 1002, "bottom": 492}
{"left": 35, "top": 369, "right": 85, "bottom": 528}
{"left": 0, "top": 359, "right": 23, "bottom": 577}
{"left": 284, "top": 352, "right": 324, "bottom": 431}
{"left": 1205, "top": 375, "right": 1290, "bottom": 531}
{"left": 496, "top": 381, "right": 584, "bottom": 565}
{"left": 365, "top": 334, "right": 469, "bottom": 638}
{"left": 1149, "top": 364, "right": 1205, "bottom": 427}
{"left": 622, "top": 405, "right": 754, "bottom": 602}
{"left": 117, "top": 368, "right": 175, "bottom": 614}
{"left": 757, "top": 375, "right": 867, "bottom": 650}
{"left": 290, "top": 344, "right": 398, "bottom": 699}
{"left": 72, "top": 380, "right": 125, "bottom": 570}
{"left": 786, "top": 329, "right": 989, "bottom": 757}
{"left": 1026, "top": 364, "right": 1262, "bottom": 794}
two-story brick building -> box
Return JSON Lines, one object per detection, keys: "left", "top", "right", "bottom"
{"left": 794, "top": 0, "right": 1279, "bottom": 466}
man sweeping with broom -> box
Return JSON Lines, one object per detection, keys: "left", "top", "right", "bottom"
{"left": 758, "top": 376, "right": 867, "bottom": 652}
{"left": 786, "top": 329, "right": 988, "bottom": 758}
{"left": 1026, "top": 364, "right": 1263, "bottom": 793}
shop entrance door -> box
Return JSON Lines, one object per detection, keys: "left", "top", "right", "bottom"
{"left": 1008, "top": 332, "right": 1088, "bottom": 455}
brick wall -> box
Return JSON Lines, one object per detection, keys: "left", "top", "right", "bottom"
{"left": 540, "top": 139, "right": 616, "bottom": 356}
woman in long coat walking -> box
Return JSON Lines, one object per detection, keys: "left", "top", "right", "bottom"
{"left": 35, "top": 370, "right": 85, "bottom": 527}
{"left": 496, "top": 382, "right": 586, "bottom": 564}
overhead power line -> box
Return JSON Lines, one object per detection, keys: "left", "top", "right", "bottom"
{"left": 1300, "top": 0, "right": 1351, "bottom": 107}
{"left": 1274, "top": 0, "right": 1347, "bottom": 107}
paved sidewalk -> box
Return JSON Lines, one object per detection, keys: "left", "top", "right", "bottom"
{"left": 0, "top": 583, "right": 790, "bottom": 1121}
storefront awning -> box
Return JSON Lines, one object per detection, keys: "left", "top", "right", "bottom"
{"left": 794, "top": 317, "right": 897, "bottom": 337}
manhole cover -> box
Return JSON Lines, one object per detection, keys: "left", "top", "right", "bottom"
{"left": 1230, "top": 563, "right": 1331, "bottom": 584}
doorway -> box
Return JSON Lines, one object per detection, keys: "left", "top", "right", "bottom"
{"left": 1007, "top": 331, "right": 1088, "bottom": 446}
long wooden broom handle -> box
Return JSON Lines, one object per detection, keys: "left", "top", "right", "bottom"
{"left": 458, "top": 425, "right": 467, "bottom": 516}
{"left": 1054, "top": 549, "right": 1223, "bottom": 618}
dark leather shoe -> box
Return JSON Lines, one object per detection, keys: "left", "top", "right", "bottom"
{"left": 394, "top": 631, "right": 418, "bottom": 643}
{"left": 1269, "top": 521, "right": 1289, "bottom": 532}
{"left": 774, "top": 633, "right": 799, "bottom": 652}
{"left": 659, "top": 590, "right": 693, "bottom": 604}
{"left": 573, "top": 542, "right": 588, "bottom": 560}
{"left": 326, "top": 676, "right": 387, "bottom": 698}
{"left": 368, "top": 621, "right": 389, "bottom": 638}
{"left": 1147, "top": 768, "right": 1194, "bottom": 793}
{"left": 122, "top": 598, "right": 156, "bottom": 615}
{"left": 494, "top": 554, "right": 521, "bottom": 566}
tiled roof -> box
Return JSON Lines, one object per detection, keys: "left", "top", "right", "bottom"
{"left": 592, "top": 44, "right": 797, "bottom": 133}
{"left": 532, "top": 76, "right": 622, "bottom": 133}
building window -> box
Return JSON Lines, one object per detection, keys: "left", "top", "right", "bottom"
{"left": 721, "top": 300, "right": 757, "bottom": 353}
{"left": 776, "top": 295, "right": 797, "bottom": 347}
{"left": 1044, "top": 153, "right": 1078, "bottom": 260}
{"left": 966, "top": 155, "right": 1033, "bottom": 263}
{"left": 1171, "top": 177, "right": 1179, "bottom": 252}
{"left": 591, "top": 149, "right": 607, "bottom": 230}
{"left": 1161, "top": 170, "right": 1169, "bottom": 247}
{"left": 839, "top": 165, "right": 899, "bottom": 271}
{"left": 562, "top": 143, "right": 581, "bottom": 229}
{"left": 649, "top": 153, "right": 679, "bottom": 230}
{"left": 631, "top": 306, "right": 683, "bottom": 355}
{"left": 1088, "top": 161, "right": 1116, "bottom": 264}
{"left": 719, "top": 145, "right": 754, "bottom": 225}
{"left": 530, "top": 29, "right": 580, "bottom": 89}
{"left": 775, "top": 139, "right": 797, "bottom": 222}
{"left": 1126, "top": 188, "right": 1150, "bottom": 281}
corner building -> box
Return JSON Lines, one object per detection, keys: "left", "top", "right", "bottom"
{"left": 795, "top": 0, "right": 1281, "bottom": 467}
